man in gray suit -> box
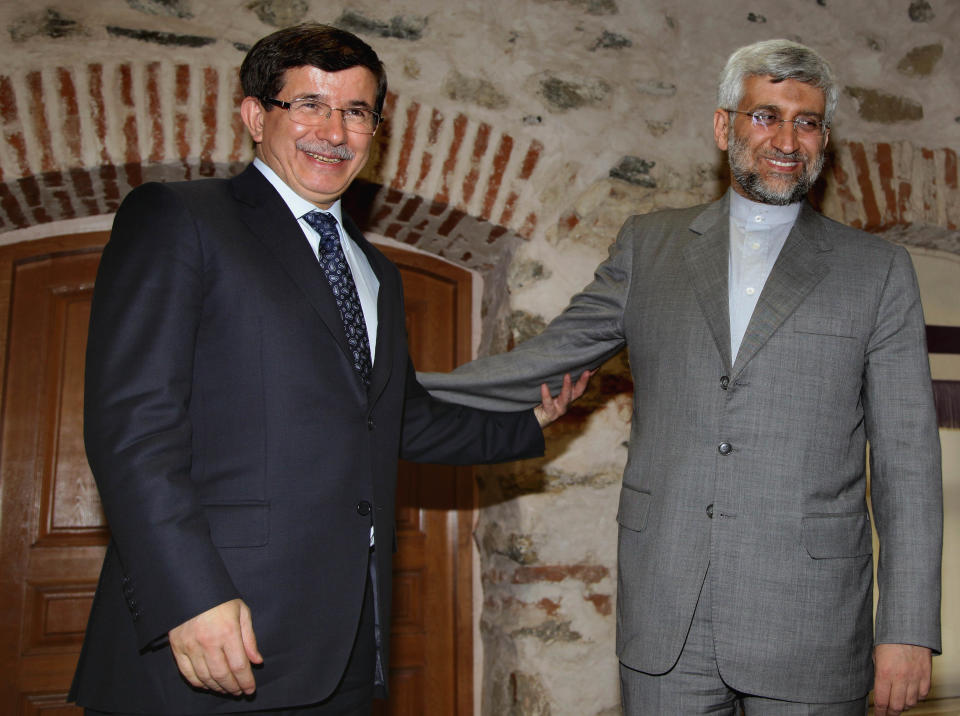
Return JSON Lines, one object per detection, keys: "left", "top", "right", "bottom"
{"left": 420, "top": 40, "right": 941, "bottom": 715}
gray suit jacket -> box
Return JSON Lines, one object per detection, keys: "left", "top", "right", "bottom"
{"left": 420, "top": 194, "right": 942, "bottom": 702}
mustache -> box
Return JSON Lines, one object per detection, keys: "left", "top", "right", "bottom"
{"left": 296, "top": 140, "right": 355, "bottom": 160}
{"left": 763, "top": 148, "right": 808, "bottom": 163}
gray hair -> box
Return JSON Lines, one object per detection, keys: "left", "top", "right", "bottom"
{"left": 717, "top": 39, "right": 838, "bottom": 126}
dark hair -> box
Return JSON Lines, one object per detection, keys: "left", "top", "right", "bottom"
{"left": 240, "top": 23, "right": 387, "bottom": 114}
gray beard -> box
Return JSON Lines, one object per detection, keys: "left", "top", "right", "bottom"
{"left": 728, "top": 130, "right": 824, "bottom": 206}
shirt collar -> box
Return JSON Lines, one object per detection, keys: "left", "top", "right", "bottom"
{"left": 253, "top": 157, "right": 344, "bottom": 228}
{"left": 729, "top": 188, "right": 801, "bottom": 229}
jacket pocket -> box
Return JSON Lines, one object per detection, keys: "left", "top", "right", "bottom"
{"left": 617, "top": 486, "right": 652, "bottom": 532}
{"left": 203, "top": 501, "right": 270, "bottom": 548}
{"left": 801, "top": 512, "right": 872, "bottom": 559}
{"left": 793, "top": 315, "right": 857, "bottom": 338}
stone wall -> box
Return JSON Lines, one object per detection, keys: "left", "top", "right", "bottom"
{"left": 2, "top": 1, "right": 958, "bottom": 714}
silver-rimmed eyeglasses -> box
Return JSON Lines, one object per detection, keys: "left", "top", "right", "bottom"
{"left": 725, "top": 109, "right": 828, "bottom": 136}
{"left": 261, "top": 97, "right": 381, "bottom": 135}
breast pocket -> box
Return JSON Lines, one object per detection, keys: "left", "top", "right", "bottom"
{"left": 793, "top": 315, "right": 857, "bottom": 338}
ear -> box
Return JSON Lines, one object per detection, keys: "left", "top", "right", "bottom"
{"left": 713, "top": 108, "right": 730, "bottom": 151}
{"left": 822, "top": 126, "right": 830, "bottom": 152}
{"left": 240, "top": 96, "right": 265, "bottom": 144}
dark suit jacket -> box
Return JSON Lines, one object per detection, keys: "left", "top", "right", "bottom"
{"left": 421, "top": 195, "right": 942, "bottom": 702}
{"left": 70, "top": 165, "right": 544, "bottom": 713}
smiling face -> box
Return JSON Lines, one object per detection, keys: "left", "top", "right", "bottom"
{"left": 241, "top": 64, "right": 377, "bottom": 209}
{"left": 714, "top": 75, "right": 829, "bottom": 205}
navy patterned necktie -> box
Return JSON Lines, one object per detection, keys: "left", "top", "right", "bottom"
{"left": 302, "top": 210, "right": 372, "bottom": 386}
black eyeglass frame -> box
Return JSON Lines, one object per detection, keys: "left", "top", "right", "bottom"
{"left": 724, "top": 108, "right": 829, "bottom": 135}
{"left": 260, "top": 97, "right": 382, "bottom": 135}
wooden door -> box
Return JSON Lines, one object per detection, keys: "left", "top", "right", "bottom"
{"left": 0, "top": 234, "right": 474, "bottom": 715}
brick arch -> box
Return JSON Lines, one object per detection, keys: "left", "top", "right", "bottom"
{"left": 0, "top": 60, "right": 547, "bottom": 241}
{"left": 2, "top": 60, "right": 956, "bottom": 255}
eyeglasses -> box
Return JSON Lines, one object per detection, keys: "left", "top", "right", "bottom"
{"left": 261, "top": 97, "right": 381, "bottom": 135}
{"left": 725, "top": 109, "right": 828, "bottom": 136}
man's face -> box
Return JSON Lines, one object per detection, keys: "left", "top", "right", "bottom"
{"left": 713, "top": 75, "right": 829, "bottom": 205}
{"left": 241, "top": 65, "right": 377, "bottom": 209}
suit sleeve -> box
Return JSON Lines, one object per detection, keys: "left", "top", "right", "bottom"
{"left": 84, "top": 183, "right": 240, "bottom": 647}
{"left": 417, "top": 217, "right": 637, "bottom": 410}
{"left": 863, "top": 245, "right": 942, "bottom": 652}
{"left": 399, "top": 357, "right": 545, "bottom": 464}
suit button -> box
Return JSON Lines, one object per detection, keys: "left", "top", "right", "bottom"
{"left": 706, "top": 504, "right": 714, "bottom": 518}
{"left": 720, "top": 375, "right": 730, "bottom": 390}
{"left": 367, "top": 417, "right": 375, "bottom": 431}
{"left": 356, "top": 500, "right": 372, "bottom": 516}
{"left": 718, "top": 442, "right": 732, "bottom": 455}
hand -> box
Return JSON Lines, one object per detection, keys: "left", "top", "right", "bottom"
{"left": 533, "top": 370, "right": 593, "bottom": 428}
{"left": 872, "top": 643, "right": 932, "bottom": 715}
{"left": 168, "top": 598, "right": 263, "bottom": 696}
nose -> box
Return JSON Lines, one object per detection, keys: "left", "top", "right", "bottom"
{"left": 771, "top": 119, "right": 799, "bottom": 154}
{"left": 311, "top": 109, "right": 347, "bottom": 143}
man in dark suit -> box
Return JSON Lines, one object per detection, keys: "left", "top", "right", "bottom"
{"left": 70, "top": 23, "right": 587, "bottom": 715}
{"left": 422, "top": 39, "right": 941, "bottom": 716}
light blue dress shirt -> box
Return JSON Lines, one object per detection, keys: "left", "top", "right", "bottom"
{"left": 728, "top": 191, "right": 801, "bottom": 361}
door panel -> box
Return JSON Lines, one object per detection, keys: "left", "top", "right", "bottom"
{"left": 0, "top": 235, "right": 474, "bottom": 715}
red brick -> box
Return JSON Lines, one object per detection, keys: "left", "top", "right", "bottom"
{"left": 487, "top": 225, "right": 508, "bottom": 244}
{"left": 945, "top": 148, "right": 957, "bottom": 190}
{"left": 0, "top": 181, "right": 28, "bottom": 228}
{"left": 498, "top": 191, "right": 518, "bottom": 226}
{"left": 199, "top": 67, "right": 218, "bottom": 176}
{"left": 461, "top": 122, "right": 491, "bottom": 206}
{"left": 585, "top": 593, "right": 612, "bottom": 616}
{"left": 427, "top": 107, "right": 443, "bottom": 145}
{"left": 518, "top": 140, "right": 543, "bottom": 180}
{"left": 519, "top": 212, "right": 537, "bottom": 238}
{"left": 435, "top": 113, "right": 467, "bottom": 205}
{"left": 0, "top": 75, "right": 17, "bottom": 124}
{"left": 848, "top": 141, "right": 882, "bottom": 231}
{"left": 481, "top": 133, "right": 513, "bottom": 221}
{"left": 391, "top": 101, "right": 419, "bottom": 190}
{"left": 27, "top": 71, "right": 56, "bottom": 174}
{"left": 58, "top": 69, "right": 83, "bottom": 166}
{"left": 537, "top": 597, "right": 561, "bottom": 616}
{"left": 511, "top": 564, "right": 608, "bottom": 585}
{"left": 146, "top": 63, "right": 164, "bottom": 162}
{"left": 87, "top": 65, "right": 112, "bottom": 166}
{"left": 875, "top": 142, "right": 897, "bottom": 227}
{"left": 397, "top": 196, "right": 422, "bottom": 222}
{"left": 438, "top": 208, "right": 466, "bottom": 237}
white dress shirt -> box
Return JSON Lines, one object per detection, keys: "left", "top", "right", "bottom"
{"left": 728, "top": 191, "right": 801, "bottom": 361}
{"left": 253, "top": 158, "right": 379, "bottom": 362}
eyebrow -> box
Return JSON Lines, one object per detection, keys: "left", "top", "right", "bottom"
{"left": 291, "top": 93, "right": 375, "bottom": 110}
{"left": 749, "top": 103, "right": 824, "bottom": 119}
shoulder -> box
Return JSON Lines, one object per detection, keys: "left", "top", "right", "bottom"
{"left": 807, "top": 207, "right": 907, "bottom": 268}
{"left": 622, "top": 202, "right": 714, "bottom": 232}
{"left": 119, "top": 177, "right": 234, "bottom": 215}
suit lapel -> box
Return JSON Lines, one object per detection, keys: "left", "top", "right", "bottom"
{"left": 731, "top": 202, "right": 831, "bottom": 378}
{"left": 230, "top": 166, "right": 361, "bottom": 386}
{"left": 683, "top": 196, "right": 734, "bottom": 372}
